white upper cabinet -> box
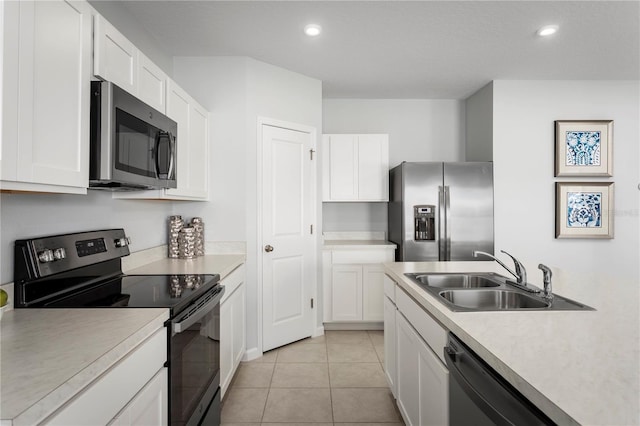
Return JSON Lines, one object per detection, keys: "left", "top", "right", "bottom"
{"left": 1, "top": 0, "right": 91, "bottom": 194}
{"left": 138, "top": 53, "right": 167, "bottom": 113}
{"left": 115, "top": 80, "right": 210, "bottom": 201}
{"left": 165, "top": 81, "right": 209, "bottom": 200}
{"left": 93, "top": 14, "right": 138, "bottom": 96}
{"left": 95, "top": 15, "right": 209, "bottom": 201}
{"left": 323, "top": 134, "right": 389, "bottom": 202}
{"left": 94, "top": 14, "right": 167, "bottom": 114}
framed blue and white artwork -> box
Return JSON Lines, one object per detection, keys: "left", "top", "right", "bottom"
{"left": 555, "top": 120, "right": 613, "bottom": 177}
{"left": 556, "top": 182, "right": 614, "bottom": 238}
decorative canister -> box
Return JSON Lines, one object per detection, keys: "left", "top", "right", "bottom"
{"left": 168, "top": 215, "right": 183, "bottom": 258}
{"left": 178, "top": 225, "right": 197, "bottom": 259}
{"left": 191, "top": 217, "right": 205, "bottom": 257}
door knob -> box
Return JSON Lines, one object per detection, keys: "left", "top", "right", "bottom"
{"left": 265, "top": 245, "right": 274, "bottom": 253}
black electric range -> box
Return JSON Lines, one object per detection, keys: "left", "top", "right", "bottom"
{"left": 14, "top": 228, "right": 224, "bottom": 426}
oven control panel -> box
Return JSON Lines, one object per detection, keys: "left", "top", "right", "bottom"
{"left": 76, "top": 238, "right": 107, "bottom": 257}
{"left": 14, "top": 229, "right": 131, "bottom": 281}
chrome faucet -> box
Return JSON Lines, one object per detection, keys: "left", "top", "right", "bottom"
{"left": 473, "top": 250, "right": 533, "bottom": 292}
{"left": 538, "top": 264, "right": 554, "bottom": 302}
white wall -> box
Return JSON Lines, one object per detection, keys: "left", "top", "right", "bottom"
{"left": 492, "top": 80, "right": 639, "bottom": 283}
{"left": 323, "top": 99, "right": 465, "bottom": 168}
{"left": 173, "top": 56, "right": 323, "bottom": 355}
{"left": 322, "top": 98, "right": 466, "bottom": 233}
{"left": 465, "top": 82, "right": 493, "bottom": 161}
{"left": 0, "top": 191, "right": 175, "bottom": 283}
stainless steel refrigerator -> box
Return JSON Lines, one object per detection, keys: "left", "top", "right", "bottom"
{"left": 388, "top": 162, "right": 494, "bottom": 261}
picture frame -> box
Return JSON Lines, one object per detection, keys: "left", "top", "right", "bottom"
{"left": 555, "top": 120, "right": 613, "bottom": 177}
{"left": 555, "top": 182, "right": 613, "bottom": 239}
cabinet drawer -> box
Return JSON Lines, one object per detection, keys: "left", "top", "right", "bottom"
{"left": 221, "top": 264, "right": 245, "bottom": 304}
{"left": 45, "top": 328, "right": 167, "bottom": 425}
{"left": 383, "top": 275, "right": 396, "bottom": 302}
{"left": 332, "top": 249, "right": 394, "bottom": 264}
{"left": 396, "top": 287, "right": 447, "bottom": 364}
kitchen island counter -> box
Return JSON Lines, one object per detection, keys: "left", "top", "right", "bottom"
{"left": 385, "top": 261, "right": 640, "bottom": 426}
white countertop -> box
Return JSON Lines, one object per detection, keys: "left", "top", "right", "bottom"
{"left": 323, "top": 240, "right": 397, "bottom": 250}
{"left": 126, "top": 254, "right": 246, "bottom": 280}
{"left": 0, "top": 252, "right": 245, "bottom": 425}
{"left": 0, "top": 308, "right": 169, "bottom": 425}
{"left": 385, "top": 261, "right": 640, "bottom": 426}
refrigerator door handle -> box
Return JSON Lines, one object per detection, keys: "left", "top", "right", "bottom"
{"left": 444, "top": 185, "right": 452, "bottom": 261}
{"left": 438, "top": 185, "right": 446, "bottom": 260}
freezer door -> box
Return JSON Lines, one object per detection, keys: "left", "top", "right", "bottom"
{"left": 443, "top": 162, "right": 494, "bottom": 261}
{"left": 400, "top": 162, "right": 443, "bottom": 261}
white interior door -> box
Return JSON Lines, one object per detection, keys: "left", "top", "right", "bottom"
{"left": 262, "top": 123, "right": 314, "bottom": 352}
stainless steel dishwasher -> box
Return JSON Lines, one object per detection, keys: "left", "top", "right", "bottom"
{"left": 445, "top": 333, "right": 555, "bottom": 426}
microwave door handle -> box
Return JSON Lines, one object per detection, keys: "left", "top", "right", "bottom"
{"left": 167, "top": 131, "right": 175, "bottom": 180}
{"left": 154, "top": 131, "right": 173, "bottom": 179}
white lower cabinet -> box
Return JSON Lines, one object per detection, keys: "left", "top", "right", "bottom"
{"left": 109, "top": 369, "right": 168, "bottom": 426}
{"left": 383, "top": 294, "right": 397, "bottom": 396}
{"left": 44, "top": 327, "right": 168, "bottom": 425}
{"left": 386, "top": 276, "right": 449, "bottom": 426}
{"left": 220, "top": 265, "right": 246, "bottom": 398}
{"left": 323, "top": 247, "right": 395, "bottom": 324}
{"left": 331, "top": 265, "right": 363, "bottom": 321}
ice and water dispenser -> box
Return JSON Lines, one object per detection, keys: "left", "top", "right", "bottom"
{"left": 414, "top": 205, "right": 435, "bottom": 241}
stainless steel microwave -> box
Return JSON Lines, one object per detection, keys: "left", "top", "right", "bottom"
{"left": 89, "top": 81, "right": 177, "bottom": 191}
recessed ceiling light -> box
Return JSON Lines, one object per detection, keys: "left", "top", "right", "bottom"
{"left": 537, "top": 25, "right": 558, "bottom": 37}
{"left": 304, "top": 24, "right": 322, "bottom": 37}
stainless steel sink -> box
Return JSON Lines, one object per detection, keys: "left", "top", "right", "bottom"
{"left": 403, "top": 272, "right": 594, "bottom": 312}
{"left": 409, "top": 273, "right": 501, "bottom": 289}
{"left": 439, "top": 289, "right": 549, "bottom": 310}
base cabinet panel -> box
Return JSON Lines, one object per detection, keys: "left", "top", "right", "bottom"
{"left": 110, "top": 368, "right": 168, "bottom": 426}
{"left": 391, "top": 279, "right": 449, "bottom": 426}
{"left": 45, "top": 328, "right": 167, "bottom": 426}
{"left": 331, "top": 265, "right": 363, "bottom": 321}
{"left": 323, "top": 247, "right": 395, "bottom": 324}
{"left": 220, "top": 266, "right": 246, "bottom": 398}
{"left": 383, "top": 295, "right": 397, "bottom": 396}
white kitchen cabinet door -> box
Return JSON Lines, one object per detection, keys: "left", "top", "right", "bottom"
{"left": 396, "top": 311, "right": 449, "bottom": 426}
{"left": 323, "top": 247, "right": 395, "bottom": 324}
{"left": 94, "top": 14, "right": 137, "bottom": 94}
{"left": 383, "top": 295, "right": 397, "bottom": 396}
{"left": 417, "top": 335, "right": 449, "bottom": 426}
{"left": 396, "top": 312, "right": 420, "bottom": 426}
{"left": 46, "top": 328, "right": 167, "bottom": 426}
{"left": 323, "top": 134, "right": 358, "bottom": 200}
{"left": 322, "top": 134, "right": 389, "bottom": 202}
{"left": 164, "top": 80, "right": 209, "bottom": 200}
{"left": 1, "top": 0, "right": 91, "bottom": 194}
{"left": 138, "top": 52, "right": 167, "bottom": 113}
{"left": 362, "top": 264, "right": 385, "bottom": 321}
{"left": 358, "top": 134, "right": 389, "bottom": 201}
{"left": 110, "top": 368, "right": 168, "bottom": 426}
{"left": 220, "top": 266, "right": 246, "bottom": 398}
{"left": 331, "top": 265, "right": 363, "bottom": 321}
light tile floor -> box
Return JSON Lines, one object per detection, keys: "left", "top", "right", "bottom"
{"left": 221, "top": 330, "right": 405, "bottom": 426}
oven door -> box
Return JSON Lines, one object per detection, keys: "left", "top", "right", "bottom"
{"left": 170, "top": 286, "right": 225, "bottom": 426}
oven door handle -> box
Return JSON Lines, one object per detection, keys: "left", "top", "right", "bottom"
{"left": 173, "top": 286, "right": 225, "bottom": 334}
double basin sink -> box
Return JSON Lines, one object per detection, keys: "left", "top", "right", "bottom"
{"left": 404, "top": 272, "right": 593, "bottom": 312}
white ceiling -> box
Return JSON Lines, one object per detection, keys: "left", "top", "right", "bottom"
{"left": 117, "top": 0, "right": 639, "bottom": 99}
